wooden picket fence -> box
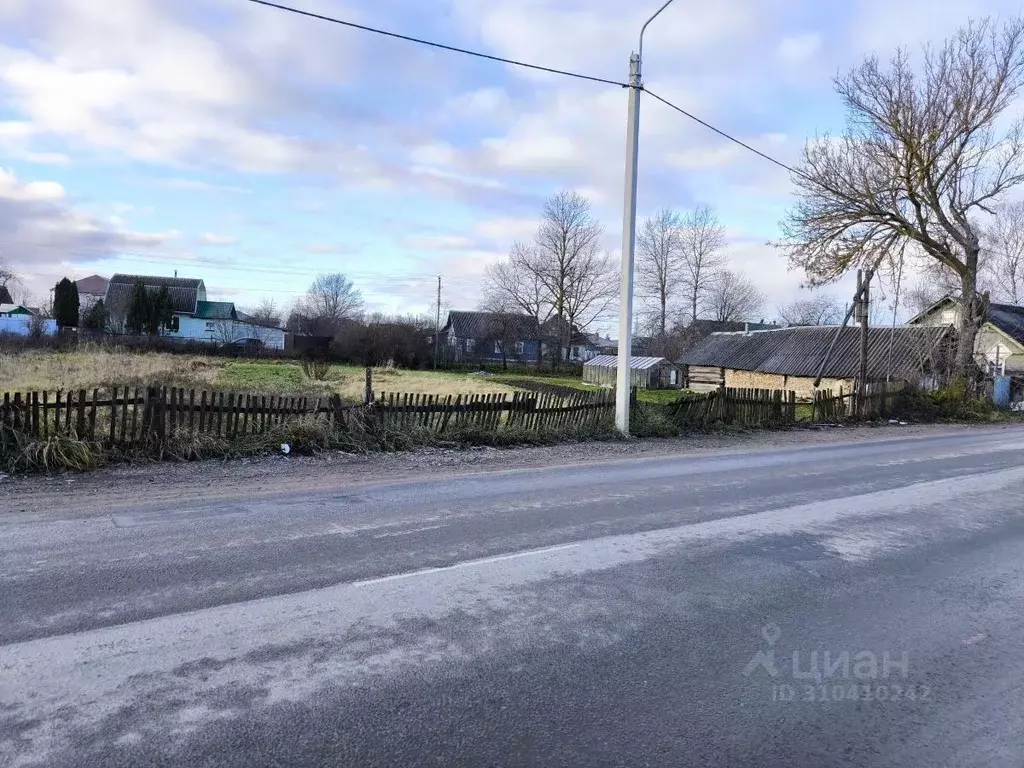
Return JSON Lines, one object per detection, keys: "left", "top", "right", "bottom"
{"left": 669, "top": 387, "right": 797, "bottom": 428}
{"left": 0, "top": 385, "right": 617, "bottom": 448}
{"left": 810, "top": 381, "right": 906, "bottom": 422}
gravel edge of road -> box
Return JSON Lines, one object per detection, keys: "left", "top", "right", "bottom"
{"left": 3, "top": 422, "right": 1021, "bottom": 517}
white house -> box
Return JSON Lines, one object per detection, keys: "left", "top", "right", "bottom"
{"left": 909, "top": 296, "right": 1024, "bottom": 375}
{"left": 104, "top": 274, "right": 285, "bottom": 349}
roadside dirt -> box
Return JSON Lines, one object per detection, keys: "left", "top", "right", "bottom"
{"left": 2, "top": 422, "right": 1019, "bottom": 518}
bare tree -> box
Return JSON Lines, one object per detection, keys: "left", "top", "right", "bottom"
{"left": 481, "top": 243, "right": 553, "bottom": 325}
{"left": 706, "top": 270, "right": 766, "bottom": 322}
{"left": 776, "top": 17, "right": 1024, "bottom": 384}
{"left": 679, "top": 205, "right": 727, "bottom": 323}
{"left": 532, "top": 190, "right": 613, "bottom": 360}
{"left": 777, "top": 293, "right": 844, "bottom": 325}
{"left": 637, "top": 208, "right": 683, "bottom": 338}
{"left": 0, "top": 258, "right": 16, "bottom": 304}
{"left": 984, "top": 200, "right": 1024, "bottom": 303}
{"left": 483, "top": 190, "right": 615, "bottom": 363}
{"left": 243, "top": 297, "right": 283, "bottom": 328}
{"left": 294, "top": 273, "right": 363, "bottom": 335}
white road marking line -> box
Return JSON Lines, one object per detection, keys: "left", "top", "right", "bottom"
{"left": 351, "top": 542, "right": 581, "bottom": 588}
{"left": 373, "top": 524, "right": 448, "bottom": 538}
{"left": 964, "top": 632, "right": 988, "bottom": 646}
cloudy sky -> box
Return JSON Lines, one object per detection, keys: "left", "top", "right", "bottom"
{"left": 0, "top": 0, "right": 1018, "bottom": 323}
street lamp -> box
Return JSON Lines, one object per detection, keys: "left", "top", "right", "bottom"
{"left": 615, "top": 0, "right": 678, "bottom": 434}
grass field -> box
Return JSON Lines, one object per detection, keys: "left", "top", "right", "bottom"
{"left": 0, "top": 349, "right": 518, "bottom": 401}
{"left": 0, "top": 348, "right": 698, "bottom": 406}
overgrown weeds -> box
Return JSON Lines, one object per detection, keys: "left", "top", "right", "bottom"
{"left": 0, "top": 415, "right": 622, "bottom": 474}
{"left": 893, "top": 382, "right": 995, "bottom": 422}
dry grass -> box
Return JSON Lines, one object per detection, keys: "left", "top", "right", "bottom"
{"left": 0, "top": 349, "right": 518, "bottom": 399}
{"left": 0, "top": 346, "right": 220, "bottom": 392}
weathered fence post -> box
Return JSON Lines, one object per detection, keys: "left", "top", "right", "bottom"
{"left": 364, "top": 367, "right": 373, "bottom": 405}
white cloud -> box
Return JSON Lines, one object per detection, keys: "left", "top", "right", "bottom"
{"left": 200, "top": 233, "right": 237, "bottom": 246}
{"left": 0, "top": 167, "right": 173, "bottom": 296}
{"left": 0, "top": 0, "right": 364, "bottom": 173}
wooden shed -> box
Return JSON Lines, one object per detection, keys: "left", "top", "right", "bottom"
{"left": 582, "top": 355, "right": 682, "bottom": 390}
{"left": 678, "top": 325, "right": 953, "bottom": 398}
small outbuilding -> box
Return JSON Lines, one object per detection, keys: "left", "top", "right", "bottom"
{"left": 582, "top": 355, "right": 682, "bottom": 390}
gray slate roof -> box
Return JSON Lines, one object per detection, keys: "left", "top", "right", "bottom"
{"left": 105, "top": 274, "right": 205, "bottom": 314}
{"left": 989, "top": 303, "right": 1024, "bottom": 346}
{"left": 678, "top": 326, "right": 951, "bottom": 379}
{"left": 583, "top": 355, "right": 673, "bottom": 371}
{"left": 444, "top": 310, "right": 540, "bottom": 339}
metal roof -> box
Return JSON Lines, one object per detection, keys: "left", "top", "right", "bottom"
{"left": 193, "top": 300, "right": 237, "bottom": 320}
{"left": 105, "top": 274, "right": 205, "bottom": 314}
{"left": 989, "top": 303, "right": 1024, "bottom": 346}
{"left": 583, "top": 355, "right": 673, "bottom": 370}
{"left": 678, "top": 326, "right": 952, "bottom": 379}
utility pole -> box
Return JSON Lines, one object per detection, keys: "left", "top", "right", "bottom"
{"left": 615, "top": 0, "right": 678, "bottom": 435}
{"left": 615, "top": 52, "right": 641, "bottom": 434}
{"left": 855, "top": 269, "right": 872, "bottom": 419}
{"left": 434, "top": 275, "right": 441, "bottom": 370}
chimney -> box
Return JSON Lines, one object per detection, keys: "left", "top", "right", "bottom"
{"left": 174, "top": 270, "right": 178, "bottom": 278}
{"left": 744, "top": 322, "right": 750, "bottom": 334}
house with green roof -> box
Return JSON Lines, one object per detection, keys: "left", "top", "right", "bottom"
{"left": 104, "top": 274, "right": 285, "bottom": 349}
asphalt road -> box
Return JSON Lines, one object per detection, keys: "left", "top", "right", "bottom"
{"left": 3, "top": 426, "right": 1024, "bottom": 767}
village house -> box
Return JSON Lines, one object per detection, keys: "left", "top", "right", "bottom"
{"left": 440, "top": 310, "right": 542, "bottom": 364}
{"left": 104, "top": 274, "right": 286, "bottom": 349}
{"left": 908, "top": 297, "right": 1024, "bottom": 375}
{"left": 678, "top": 325, "right": 952, "bottom": 397}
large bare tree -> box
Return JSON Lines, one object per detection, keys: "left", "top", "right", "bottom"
{"left": 776, "top": 17, "right": 1024, "bottom": 383}
{"left": 984, "top": 200, "right": 1024, "bottom": 304}
{"left": 292, "top": 273, "right": 363, "bottom": 335}
{"left": 243, "top": 297, "right": 283, "bottom": 328}
{"left": 707, "top": 270, "right": 766, "bottom": 322}
{"left": 483, "top": 190, "right": 615, "bottom": 362}
{"left": 777, "top": 293, "right": 844, "bottom": 325}
{"left": 481, "top": 242, "right": 553, "bottom": 324}
{"left": 636, "top": 208, "right": 683, "bottom": 338}
{"left": 679, "top": 205, "right": 727, "bottom": 323}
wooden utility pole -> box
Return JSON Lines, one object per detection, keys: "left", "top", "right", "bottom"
{"left": 855, "top": 269, "right": 872, "bottom": 419}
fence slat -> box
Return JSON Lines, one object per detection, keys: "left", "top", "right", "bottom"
{"left": 42, "top": 390, "right": 49, "bottom": 439}
{"left": 168, "top": 387, "right": 177, "bottom": 438}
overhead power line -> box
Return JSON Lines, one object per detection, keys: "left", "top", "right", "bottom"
{"left": 643, "top": 88, "right": 799, "bottom": 176}
{"left": 245, "top": 2, "right": 802, "bottom": 176}
{"left": 244, "top": 0, "right": 628, "bottom": 88}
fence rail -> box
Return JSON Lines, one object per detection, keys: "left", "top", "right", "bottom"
{"left": 0, "top": 385, "right": 616, "bottom": 449}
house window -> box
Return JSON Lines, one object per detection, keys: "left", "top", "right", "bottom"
{"left": 514, "top": 341, "right": 525, "bottom": 356}
{"left": 465, "top": 339, "right": 475, "bottom": 353}
{"left": 494, "top": 341, "right": 503, "bottom": 355}
{"left": 205, "top": 321, "right": 215, "bottom": 331}
{"left": 169, "top": 316, "right": 180, "bottom": 332}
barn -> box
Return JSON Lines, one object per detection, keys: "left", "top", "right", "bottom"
{"left": 678, "top": 325, "right": 953, "bottom": 397}
{"left": 582, "top": 355, "right": 682, "bottom": 390}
